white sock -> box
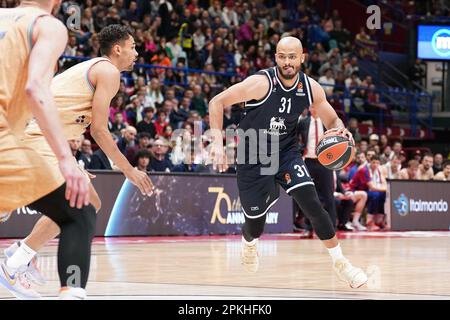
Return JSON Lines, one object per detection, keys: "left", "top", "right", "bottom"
{"left": 242, "top": 236, "right": 258, "bottom": 246}
{"left": 4, "top": 241, "right": 20, "bottom": 257}
{"left": 6, "top": 241, "right": 36, "bottom": 271}
{"left": 327, "top": 243, "right": 344, "bottom": 263}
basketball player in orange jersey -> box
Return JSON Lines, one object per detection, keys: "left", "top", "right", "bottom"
{"left": 2, "top": 24, "right": 154, "bottom": 298}
{"left": 209, "top": 36, "right": 368, "bottom": 288}
{"left": 0, "top": 0, "right": 95, "bottom": 299}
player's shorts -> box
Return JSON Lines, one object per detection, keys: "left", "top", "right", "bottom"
{"left": 0, "top": 114, "right": 64, "bottom": 212}
{"left": 237, "top": 151, "right": 315, "bottom": 219}
{"left": 22, "top": 132, "right": 91, "bottom": 181}
{"left": 367, "top": 191, "right": 386, "bottom": 215}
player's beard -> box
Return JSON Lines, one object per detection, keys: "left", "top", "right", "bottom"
{"left": 276, "top": 64, "right": 300, "bottom": 80}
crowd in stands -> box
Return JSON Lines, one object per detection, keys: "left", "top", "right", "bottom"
{"left": 3, "top": 0, "right": 448, "bottom": 232}
{"left": 45, "top": 0, "right": 403, "bottom": 173}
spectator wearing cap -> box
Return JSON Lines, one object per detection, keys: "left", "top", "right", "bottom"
{"left": 433, "top": 153, "right": 444, "bottom": 174}
{"left": 148, "top": 138, "right": 173, "bottom": 172}
{"left": 369, "top": 134, "right": 379, "bottom": 148}
{"left": 434, "top": 160, "right": 450, "bottom": 181}
{"left": 397, "top": 160, "right": 419, "bottom": 180}
{"left": 417, "top": 153, "right": 434, "bottom": 180}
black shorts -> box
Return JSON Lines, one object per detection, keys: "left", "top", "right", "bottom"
{"left": 237, "top": 152, "right": 314, "bottom": 219}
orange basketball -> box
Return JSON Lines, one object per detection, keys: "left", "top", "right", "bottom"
{"left": 315, "top": 134, "right": 355, "bottom": 170}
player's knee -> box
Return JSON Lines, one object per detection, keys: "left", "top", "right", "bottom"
{"left": 60, "top": 204, "right": 97, "bottom": 240}
{"left": 291, "top": 186, "right": 335, "bottom": 240}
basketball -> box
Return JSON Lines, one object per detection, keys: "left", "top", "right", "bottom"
{"left": 316, "top": 134, "right": 355, "bottom": 171}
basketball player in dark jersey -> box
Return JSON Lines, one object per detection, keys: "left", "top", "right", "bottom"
{"left": 209, "top": 37, "right": 368, "bottom": 288}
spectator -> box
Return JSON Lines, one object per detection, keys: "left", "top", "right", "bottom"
{"left": 305, "top": 52, "right": 321, "bottom": 78}
{"left": 347, "top": 118, "right": 362, "bottom": 143}
{"left": 366, "top": 149, "right": 376, "bottom": 162}
{"left": 392, "top": 141, "right": 403, "bottom": 160}
{"left": 368, "top": 134, "right": 379, "bottom": 148}
{"left": 170, "top": 97, "right": 190, "bottom": 129}
{"left": 433, "top": 153, "right": 444, "bottom": 174}
{"left": 348, "top": 151, "right": 367, "bottom": 180}
{"left": 191, "top": 84, "right": 208, "bottom": 116}
{"left": 345, "top": 71, "right": 361, "bottom": 89}
{"left": 68, "top": 138, "right": 90, "bottom": 169}
{"left": 80, "top": 139, "right": 93, "bottom": 167}
{"left": 350, "top": 155, "right": 387, "bottom": 231}
{"left": 382, "top": 155, "right": 402, "bottom": 179}
{"left": 136, "top": 106, "right": 157, "bottom": 138}
{"left": 410, "top": 59, "right": 426, "bottom": 87}
{"left": 117, "top": 126, "right": 137, "bottom": 156}
{"left": 358, "top": 139, "right": 368, "bottom": 153}
{"left": 148, "top": 138, "right": 173, "bottom": 172}
{"left": 417, "top": 153, "right": 434, "bottom": 180}
{"left": 379, "top": 134, "right": 389, "bottom": 150}
{"left": 110, "top": 111, "right": 127, "bottom": 136}
{"left": 434, "top": 161, "right": 450, "bottom": 181}
{"left": 153, "top": 109, "right": 169, "bottom": 137}
{"left": 135, "top": 149, "right": 151, "bottom": 172}
{"left": 413, "top": 149, "right": 422, "bottom": 162}
{"left": 333, "top": 171, "right": 368, "bottom": 231}
{"left": 398, "top": 160, "right": 420, "bottom": 180}
{"left": 109, "top": 95, "right": 128, "bottom": 124}
{"left": 147, "top": 78, "right": 164, "bottom": 108}
{"left": 127, "top": 132, "right": 151, "bottom": 165}
{"left": 329, "top": 19, "right": 352, "bottom": 52}
{"left": 89, "top": 148, "right": 113, "bottom": 170}
{"left": 380, "top": 145, "right": 393, "bottom": 165}
{"left": 166, "top": 35, "right": 183, "bottom": 65}
{"left": 318, "top": 56, "right": 340, "bottom": 77}
{"left": 318, "top": 68, "right": 335, "bottom": 97}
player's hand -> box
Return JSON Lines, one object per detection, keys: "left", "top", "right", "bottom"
{"left": 325, "top": 127, "right": 355, "bottom": 146}
{"left": 209, "top": 142, "right": 228, "bottom": 173}
{"left": 125, "top": 167, "right": 154, "bottom": 196}
{"left": 86, "top": 171, "right": 96, "bottom": 179}
{"left": 59, "top": 157, "right": 90, "bottom": 209}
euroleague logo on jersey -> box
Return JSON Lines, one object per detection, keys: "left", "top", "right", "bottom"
{"left": 296, "top": 81, "right": 305, "bottom": 96}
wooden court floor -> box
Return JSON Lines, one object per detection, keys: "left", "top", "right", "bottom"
{"left": 1, "top": 231, "right": 450, "bottom": 300}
